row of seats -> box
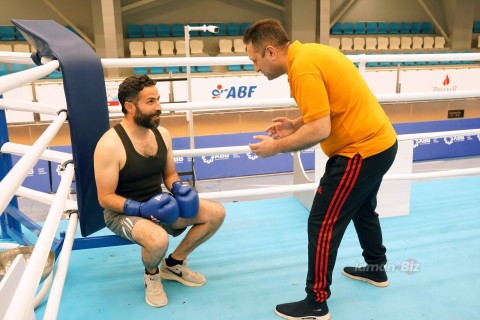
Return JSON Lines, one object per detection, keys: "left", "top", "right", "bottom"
{"left": 331, "top": 21, "right": 434, "bottom": 35}
{"left": 0, "top": 43, "right": 31, "bottom": 53}
{"left": 0, "top": 63, "right": 62, "bottom": 78}
{"left": 0, "top": 25, "right": 78, "bottom": 41}
{"left": 350, "top": 51, "right": 478, "bottom": 68}
{"left": 129, "top": 38, "right": 246, "bottom": 57}
{"left": 329, "top": 36, "right": 446, "bottom": 51}
{"left": 0, "top": 26, "right": 26, "bottom": 41}
{"left": 127, "top": 22, "right": 251, "bottom": 38}
{"left": 129, "top": 38, "right": 251, "bottom": 74}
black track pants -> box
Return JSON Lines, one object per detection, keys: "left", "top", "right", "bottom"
{"left": 306, "top": 140, "right": 398, "bottom": 302}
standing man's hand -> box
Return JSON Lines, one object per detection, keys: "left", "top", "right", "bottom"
{"left": 266, "top": 117, "right": 295, "bottom": 139}
{"left": 248, "top": 135, "right": 279, "bottom": 158}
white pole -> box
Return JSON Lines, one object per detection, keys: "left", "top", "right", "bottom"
{"left": 43, "top": 212, "right": 79, "bottom": 320}
{"left": 4, "top": 163, "right": 75, "bottom": 320}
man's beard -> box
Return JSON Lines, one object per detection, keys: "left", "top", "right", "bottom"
{"left": 133, "top": 105, "right": 161, "bottom": 129}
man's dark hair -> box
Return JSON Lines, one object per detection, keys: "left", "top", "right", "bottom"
{"left": 118, "top": 74, "right": 156, "bottom": 114}
{"left": 243, "top": 19, "right": 290, "bottom": 57}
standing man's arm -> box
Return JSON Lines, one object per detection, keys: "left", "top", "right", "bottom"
{"left": 249, "top": 115, "right": 330, "bottom": 158}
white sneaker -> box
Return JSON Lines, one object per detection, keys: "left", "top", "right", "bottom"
{"left": 144, "top": 272, "right": 168, "bottom": 307}
{"left": 160, "top": 259, "right": 206, "bottom": 287}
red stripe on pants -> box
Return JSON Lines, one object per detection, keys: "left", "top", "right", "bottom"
{"left": 313, "top": 155, "right": 363, "bottom": 301}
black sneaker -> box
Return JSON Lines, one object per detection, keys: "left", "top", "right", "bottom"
{"left": 275, "top": 298, "right": 331, "bottom": 320}
{"left": 342, "top": 265, "right": 389, "bottom": 287}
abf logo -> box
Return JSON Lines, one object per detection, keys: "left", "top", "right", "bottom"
{"left": 444, "top": 136, "right": 465, "bottom": 145}
{"left": 202, "top": 154, "right": 230, "bottom": 164}
{"left": 212, "top": 84, "right": 257, "bottom": 99}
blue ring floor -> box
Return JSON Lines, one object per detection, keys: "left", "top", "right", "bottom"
{"left": 11, "top": 176, "right": 480, "bottom": 319}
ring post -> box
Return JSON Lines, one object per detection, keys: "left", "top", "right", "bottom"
{"left": 0, "top": 103, "right": 22, "bottom": 240}
{"left": 12, "top": 19, "right": 110, "bottom": 237}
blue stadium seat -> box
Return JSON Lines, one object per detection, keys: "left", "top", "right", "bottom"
{"left": 180, "top": 66, "right": 196, "bottom": 73}
{"left": 366, "top": 22, "right": 378, "bottom": 34}
{"left": 15, "top": 27, "right": 26, "bottom": 41}
{"left": 143, "top": 24, "right": 156, "bottom": 38}
{"left": 331, "top": 22, "right": 342, "bottom": 35}
{"left": 166, "top": 66, "right": 180, "bottom": 73}
{"left": 421, "top": 22, "right": 433, "bottom": 34}
{"left": 150, "top": 67, "right": 164, "bottom": 74}
{"left": 377, "top": 22, "right": 388, "bottom": 34}
{"left": 0, "top": 64, "right": 9, "bottom": 75}
{"left": 228, "top": 65, "right": 242, "bottom": 71}
{"left": 354, "top": 22, "right": 366, "bottom": 34}
{"left": 127, "top": 25, "right": 142, "bottom": 38}
{"left": 196, "top": 66, "right": 211, "bottom": 72}
{"left": 156, "top": 24, "right": 170, "bottom": 37}
{"left": 0, "top": 26, "right": 16, "bottom": 40}
{"left": 410, "top": 22, "right": 422, "bottom": 34}
{"left": 473, "top": 21, "right": 480, "bottom": 33}
{"left": 9, "top": 64, "right": 27, "bottom": 73}
{"left": 216, "top": 23, "right": 227, "bottom": 36}
{"left": 400, "top": 22, "right": 411, "bottom": 34}
{"left": 133, "top": 67, "right": 148, "bottom": 74}
{"left": 48, "top": 70, "right": 63, "bottom": 79}
{"left": 242, "top": 64, "right": 254, "bottom": 71}
{"left": 343, "top": 22, "right": 354, "bottom": 34}
{"left": 171, "top": 24, "right": 185, "bottom": 37}
{"left": 240, "top": 22, "right": 251, "bottom": 35}
{"left": 388, "top": 22, "right": 400, "bottom": 34}
{"left": 227, "top": 23, "right": 241, "bottom": 36}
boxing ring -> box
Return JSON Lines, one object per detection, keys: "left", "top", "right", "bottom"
{"left": 0, "top": 20, "right": 479, "bottom": 319}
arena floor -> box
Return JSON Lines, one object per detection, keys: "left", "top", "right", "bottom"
{"left": 28, "top": 174, "right": 479, "bottom": 320}
{"left": 7, "top": 156, "right": 476, "bottom": 319}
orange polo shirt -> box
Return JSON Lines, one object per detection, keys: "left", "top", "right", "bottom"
{"left": 287, "top": 40, "right": 397, "bottom": 158}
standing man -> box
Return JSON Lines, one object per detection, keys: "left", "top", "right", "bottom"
{"left": 244, "top": 19, "right": 397, "bottom": 320}
{"left": 94, "top": 75, "right": 225, "bottom": 308}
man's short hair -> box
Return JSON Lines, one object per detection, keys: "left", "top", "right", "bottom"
{"left": 118, "top": 75, "right": 156, "bottom": 114}
{"left": 243, "top": 19, "right": 290, "bottom": 56}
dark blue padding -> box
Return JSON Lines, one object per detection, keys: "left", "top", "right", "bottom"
{"left": 11, "top": 19, "right": 109, "bottom": 237}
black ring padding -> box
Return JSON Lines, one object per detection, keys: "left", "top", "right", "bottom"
{"left": 30, "top": 51, "right": 43, "bottom": 66}
{"left": 65, "top": 209, "right": 79, "bottom": 219}
{"left": 57, "top": 108, "right": 68, "bottom": 119}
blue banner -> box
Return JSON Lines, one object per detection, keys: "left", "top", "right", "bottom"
{"left": 173, "top": 132, "right": 314, "bottom": 180}
{"left": 393, "top": 118, "right": 480, "bottom": 161}
{"left": 11, "top": 155, "right": 51, "bottom": 193}
{"left": 10, "top": 118, "right": 478, "bottom": 194}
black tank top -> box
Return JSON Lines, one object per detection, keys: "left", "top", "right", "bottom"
{"left": 114, "top": 124, "right": 167, "bottom": 202}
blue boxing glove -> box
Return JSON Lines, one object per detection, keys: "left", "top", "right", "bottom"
{"left": 171, "top": 181, "right": 199, "bottom": 218}
{"left": 123, "top": 193, "right": 180, "bottom": 224}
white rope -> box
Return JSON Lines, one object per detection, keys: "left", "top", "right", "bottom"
{"left": 0, "top": 60, "right": 60, "bottom": 94}
{"left": 0, "top": 111, "right": 67, "bottom": 216}
{"left": 0, "top": 99, "right": 64, "bottom": 115}
{"left": 100, "top": 52, "right": 480, "bottom": 68}
{"left": 200, "top": 167, "right": 480, "bottom": 201}
{"left": 1, "top": 142, "right": 73, "bottom": 164}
